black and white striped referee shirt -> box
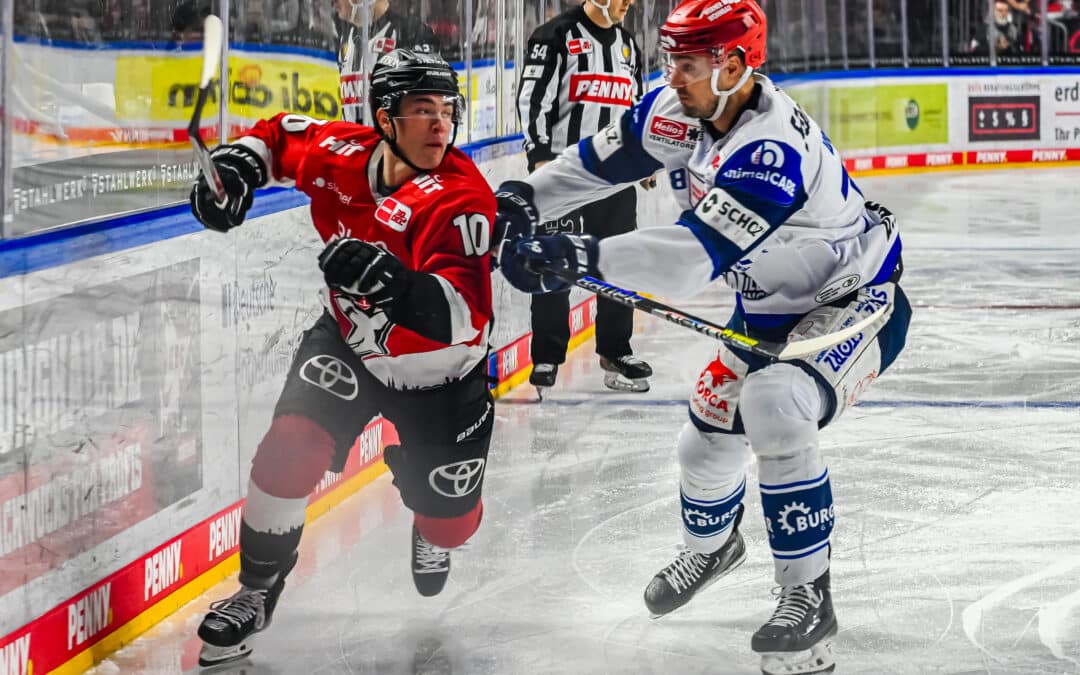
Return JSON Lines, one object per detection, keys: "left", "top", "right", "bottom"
{"left": 518, "top": 5, "right": 643, "bottom": 171}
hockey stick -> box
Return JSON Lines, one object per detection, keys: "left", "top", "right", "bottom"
{"left": 188, "top": 15, "right": 226, "bottom": 203}
{"left": 547, "top": 269, "right": 892, "bottom": 361}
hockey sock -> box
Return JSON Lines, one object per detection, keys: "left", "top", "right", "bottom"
{"left": 414, "top": 499, "right": 483, "bottom": 549}
{"left": 239, "top": 415, "right": 336, "bottom": 585}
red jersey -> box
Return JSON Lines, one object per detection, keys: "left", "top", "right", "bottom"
{"left": 239, "top": 113, "right": 495, "bottom": 390}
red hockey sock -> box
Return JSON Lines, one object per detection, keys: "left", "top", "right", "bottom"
{"left": 414, "top": 500, "right": 484, "bottom": 549}
{"left": 250, "top": 415, "right": 336, "bottom": 498}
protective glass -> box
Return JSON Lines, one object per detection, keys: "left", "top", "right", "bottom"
{"left": 663, "top": 51, "right": 722, "bottom": 85}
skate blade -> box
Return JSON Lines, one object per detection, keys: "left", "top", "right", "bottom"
{"left": 534, "top": 385, "right": 547, "bottom": 401}
{"left": 603, "top": 372, "right": 650, "bottom": 393}
{"left": 198, "top": 641, "right": 253, "bottom": 668}
{"left": 647, "top": 548, "right": 747, "bottom": 619}
{"left": 758, "top": 638, "right": 836, "bottom": 675}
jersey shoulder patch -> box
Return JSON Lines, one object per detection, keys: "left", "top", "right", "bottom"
{"left": 631, "top": 86, "right": 700, "bottom": 165}
{"left": 716, "top": 139, "right": 804, "bottom": 208}
{"left": 691, "top": 186, "right": 772, "bottom": 250}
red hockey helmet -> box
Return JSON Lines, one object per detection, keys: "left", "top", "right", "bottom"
{"left": 659, "top": 0, "right": 767, "bottom": 68}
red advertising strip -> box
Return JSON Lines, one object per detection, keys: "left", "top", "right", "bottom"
{"left": 0, "top": 417, "right": 391, "bottom": 675}
{"left": 0, "top": 297, "right": 596, "bottom": 674}
{"left": 567, "top": 74, "right": 634, "bottom": 106}
{"left": 844, "top": 147, "right": 1080, "bottom": 174}
{"left": 489, "top": 296, "right": 597, "bottom": 396}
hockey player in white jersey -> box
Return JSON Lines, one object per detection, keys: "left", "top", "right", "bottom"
{"left": 495, "top": 1, "right": 912, "bottom": 673}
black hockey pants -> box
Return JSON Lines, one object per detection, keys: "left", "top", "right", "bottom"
{"left": 530, "top": 186, "right": 637, "bottom": 365}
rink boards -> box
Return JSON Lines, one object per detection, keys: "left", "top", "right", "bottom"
{"left": 2, "top": 68, "right": 1080, "bottom": 674}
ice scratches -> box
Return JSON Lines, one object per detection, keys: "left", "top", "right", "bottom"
{"left": 571, "top": 494, "right": 672, "bottom": 604}
{"left": 962, "top": 556, "right": 1080, "bottom": 664}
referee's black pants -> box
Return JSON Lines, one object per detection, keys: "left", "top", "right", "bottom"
{"left": 530, "top": 186, "right": 637, "bottom": 365}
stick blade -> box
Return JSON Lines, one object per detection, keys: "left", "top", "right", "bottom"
{"left": 777, "top": 303, "right": 893, "bottom": 361}
{"left": 199, "top": 15, "right": 223, "bottom": 88}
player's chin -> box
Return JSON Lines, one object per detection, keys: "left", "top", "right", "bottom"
{"left": 417, "top": 143, "right": 447, "bottom": 169}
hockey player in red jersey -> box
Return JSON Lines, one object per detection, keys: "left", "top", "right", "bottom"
{"left": 188, "top": 49, "right": 496, "bottom": 667}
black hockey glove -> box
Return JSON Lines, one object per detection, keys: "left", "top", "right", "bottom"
{"left": 319, "top": 238, "right": 412, "bottom": 306}
{"left": 190, "top": 143, "right": 268, "bottom": 233}
{"left": 499, "top": 233, "right": 599, "bottom": 294}
{"left": 492, "top": 181, "right": 540, "bottom": 269}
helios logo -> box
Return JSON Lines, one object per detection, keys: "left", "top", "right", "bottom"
{"left": 650, "top": 116, "right": 688, "bottom": 141}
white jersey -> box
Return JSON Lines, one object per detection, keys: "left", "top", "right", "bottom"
{"left": 527, "top": 74, "right": 903, "bottom": 330}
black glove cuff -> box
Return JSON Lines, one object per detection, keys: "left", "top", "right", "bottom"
{"left": 495, "top": 181, "right": 537, "bottom": 217}
{"left": 384, "top": 272, "right": 453, "bottom": 344}
{"left": 210, "top": 143, "right": 268, "bottom": 189}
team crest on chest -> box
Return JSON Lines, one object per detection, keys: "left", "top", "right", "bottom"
{"left": 374, "top": 197, "right": 412, "bottom": 232}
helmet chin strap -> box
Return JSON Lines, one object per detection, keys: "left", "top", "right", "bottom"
{"left": 706, "top": 66, "right": 754, "bottom": 122}
{"left": 588, "top": 0, "right": 614, "bottom": 25}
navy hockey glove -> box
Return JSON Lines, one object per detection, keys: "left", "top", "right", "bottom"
{"left": 190, "top": 144, "right": 268, "bottom": 233}
{"left": 492, "top": 181, "right": 540, "bottom": 268}
{"left": 499, "top": 233, "right": 599, "bottom": 294}
{"left": 319, "top": 238, "right": 412, "bottom": 306}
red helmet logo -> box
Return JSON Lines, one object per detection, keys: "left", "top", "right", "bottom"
{"left": 660, "top": 0, "right": 767, "bottom": 68}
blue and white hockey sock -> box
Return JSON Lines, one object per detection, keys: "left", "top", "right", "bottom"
{"left": 681, "top": 476, "right": 745, "bottom": 553}
{"left": 759, "top": 467, "right": 833, "bottom": 586}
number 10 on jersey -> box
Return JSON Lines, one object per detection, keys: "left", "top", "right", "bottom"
{"left": 454, "top": 214, "right": 491, "bottom": 256}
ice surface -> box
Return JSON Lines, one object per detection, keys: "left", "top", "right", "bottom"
{"left": 89, "top": 168, "right": 1080, "bottom": 675}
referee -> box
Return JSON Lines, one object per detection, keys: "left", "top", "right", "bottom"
{"left": 517, "top": 0, "right": 653, "bottom": 394}
{"left": 333, "top": 0, "right": 438, "bottom": 123}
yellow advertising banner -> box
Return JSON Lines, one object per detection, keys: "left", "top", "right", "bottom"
{"left": 115, "top": 52, "right": 342, "bottom": 123}
{"left": 828, "top": 83, "right": 949, "bottom": 150}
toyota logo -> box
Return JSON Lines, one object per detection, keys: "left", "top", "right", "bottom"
{"left": 428, "top": 459, "right": 486, "bottom": 498}
{"left": 299, "top": 354, "right": 359, "bottom": 401}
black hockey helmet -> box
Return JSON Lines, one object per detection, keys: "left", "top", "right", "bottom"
{"left": 369, "top": 49, "right": 465, "bottom": 128}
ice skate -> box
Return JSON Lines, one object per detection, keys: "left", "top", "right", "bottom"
{"left": 752, "top": 570, "right": 838, "bottom": 675}
{"left": 197, "top": 575, "right": 286, "bottom": 667}
{"left": 411, "top": 524, "right": 451, "bottom": 597}
{"left": 643, "top": 505, "right": 746, "bottom": 617}
{"left": 530, "top": 363, "right": 558, "bottom": 400}
{"left": 600, "top": 355, "right": 652, "bottom": 393}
